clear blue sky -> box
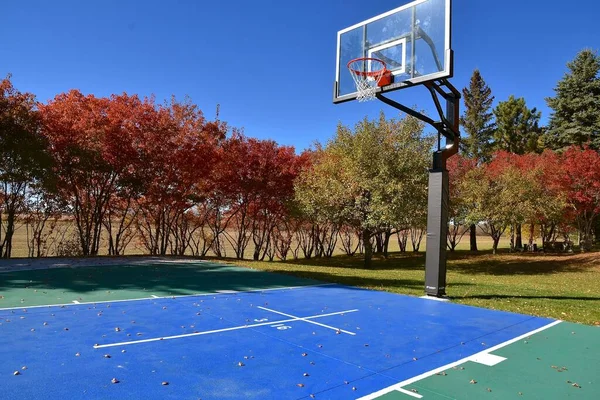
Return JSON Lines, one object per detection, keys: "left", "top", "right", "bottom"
{"left": 2, "top": 0, "right": 599, "bottom": 152}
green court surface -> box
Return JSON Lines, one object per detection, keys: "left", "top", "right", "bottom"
{"left": 374, "top": 321, "right": 599, "bottom": 399}
{"left": 0, "top": 259, "right": 318, "bottom": 308}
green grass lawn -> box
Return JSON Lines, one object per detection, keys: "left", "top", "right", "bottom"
{"left": 221, "top": 249, "right": 600, "bottom": 326}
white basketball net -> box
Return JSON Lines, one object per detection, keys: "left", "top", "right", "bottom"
{"left": 348, "top": 59, "right": 387, "bottom": 102}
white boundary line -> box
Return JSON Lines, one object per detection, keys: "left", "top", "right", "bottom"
{"left": 357, "top": 320, "right": 562, "bottom": 400}
{"left": 396, "top": 387, "right": 423, "bottom": 399}
{"left": 0, "top": 283, "right": 337, "bottom": 312}
{"left": 93, "top": 309, "right": 359, "bottom": 349}
{"left": 258, "top": 306, "right": 357, "bottom": 336}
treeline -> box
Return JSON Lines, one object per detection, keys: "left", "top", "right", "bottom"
{"left": 1, "top": 49, "right": 599, "bottom": 264}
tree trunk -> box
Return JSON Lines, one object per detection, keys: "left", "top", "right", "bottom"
{"left": 515, "top": 224, "right": 523, "bottom": 249}
{"left": 469, "top": 224, "right": 478, "bottom": 251}
{"left": 492, "top": 237, "right": 500, "bottom": 254}
{"left": 362, "top": 228, "right": 373, "bottom": 269}
{"left": 528, "top": 223, "right": 535, "bottom": 251}
{"left": 382, "top": 230, "right": 391, "bottom": 258}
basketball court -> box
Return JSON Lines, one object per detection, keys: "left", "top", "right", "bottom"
{"left": 1, "top": 0, "right": 598, "bottom": 399}
{"left": 1, "top": 257, "right": 598, "bottom": 399}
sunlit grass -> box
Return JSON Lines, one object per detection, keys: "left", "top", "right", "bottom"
{"left": 222, "top": 249, "right": 600, "bottom": 326}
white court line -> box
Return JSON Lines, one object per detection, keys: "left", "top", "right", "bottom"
{"left": 396, "top": 387, "right": 423, "bottom": 399}
{"left": 258, "top": 306, "right": 357, "bottom": 336}
{"left": 0, "top": 283, "right": 337, "bottom": 312}
{"left": 93, "top": 308, "right": 358, "bottom": 349}
{"left": 357, "top": 320, "right": 562, "bottom": 400}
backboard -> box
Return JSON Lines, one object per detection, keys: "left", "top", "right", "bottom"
{"left": 334, "top": 0, "right": 452, "bottom": 103}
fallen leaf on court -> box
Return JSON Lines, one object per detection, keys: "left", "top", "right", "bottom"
{"left": 411, "top": 389, "right": 418, "bottom": 393}
{"left": 297, "top": 383, "right": 304, "bottom": 387}
{"left": 303, "top": 373, "right": 309, "bottom": 377}
{"left": 104, "top": 354, "right": 111, "bottom": 358}
{"left": 487, "top": 388, "right": 492, "bottom": 392}
{"left": 115, "top": 327, "right": 121, "bottom": 332}
{"left": 301, "top": 353, "right": 308, "bottom": 357}
{"left": 111, "top": 378, "right": 119, "bottom": 384}
{"left": 43, "top": 322, "right": 48, "bottom": 326}
{"left": 310, "top": 394, "right": 315, "bottom": 398}
{"left": 13, "top": 371, "right": 20, "bottom": 376}
{"left": 412, "top": 357, "right": 418, "bottom": 361}
{"left": 161, "top": 381, "right": 169, "bottom": 386}
{"left": 75, "top": 352, "right": 80, "bottom": 357}
{"left": 436, "top": 371, "right": 447, "bottom": 376}
{"left": 21, "top": 366, "right": 27, "bottom": 370}
{"left": 121, "top": 350, "right": 126, "bottom": 353}
{"left": 469, "top": 379, "right": 477, "bottom": 384}
{"left": 352, "top": 387, "right": 357, "bottom": 391}
{"left": 572, "top": 383, "right": 581, "bottom": 388}
{"left": 237, "top": 362, "right": 245, "bottom": 367}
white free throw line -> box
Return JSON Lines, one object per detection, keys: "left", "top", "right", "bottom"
{"left": 93, "top": 308, "right": 358, "bottom": 349}
{"left": 357, "top": 320, "right": 562, "bottom": 400}
{"left": 0, "top": 283, "right": 337, "bottom": 312}
{"left": 257, "top": 306, "right": 357, "bottom": 336}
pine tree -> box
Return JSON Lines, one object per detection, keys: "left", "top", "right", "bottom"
{"left": 460, "top": 69, "right": 496, "bottom": 161}
{"left": 493, "top": 95, "right": 542, "bottom": 155}
{"left": 460, "top": 70, "right": 496, "bottom": 251}
{"left": 545, "top": 49, "right": 600, "bottom": 150}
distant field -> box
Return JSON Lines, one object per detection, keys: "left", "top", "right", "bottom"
{"left": 7, "top": 219, "right": 510, "bottom": 258}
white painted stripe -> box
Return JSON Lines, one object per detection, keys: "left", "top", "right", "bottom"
{"left": 257, "top": 306, "right": 357, "bottom": 336}
{"left": 93, "top": 309, "right": 358, "bottom": 349}
{"left": 0, "top": 283, "right": 337, "bottom": 312}
{"left": 470, "top": 353, "right": 506, "bottom": 366}
{"left": 357, "top": 320, "right": 563, "bottom": 400}
{"left": 396, "top": 387, "right": 423, "bottom": 399}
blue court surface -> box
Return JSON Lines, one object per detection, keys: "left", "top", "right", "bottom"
{"left": 0, "top": 277, "right": 559, "bottom": 400}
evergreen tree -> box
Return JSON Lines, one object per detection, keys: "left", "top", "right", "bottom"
{"left": 460, "top": 69, "right": 496, "bottom": 161}
{"left": 545, "top": 49, "right": 600, "bottom": 150}
{"left": 460, "top": 69, "right": 496, "bottom": 251}
{"left": 493, "top": 95, "right": 542, "bottom": 154}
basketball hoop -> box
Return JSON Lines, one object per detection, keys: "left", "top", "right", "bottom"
{"left": 347, "top": 58, "right": 390, "bottom": 102}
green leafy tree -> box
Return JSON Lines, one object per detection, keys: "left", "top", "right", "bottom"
{"left": 493, "top": 95, "right": 542, "bottom": 154}
{"left": 460, "top": 69, "right": 496, "bottom": 252}
{"left": 295, "top": 112, "right": 432, "bottom": 268}
{"left": 545, "top": 49, "right": 600, "bottom": 150}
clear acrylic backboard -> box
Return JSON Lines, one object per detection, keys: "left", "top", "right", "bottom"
{"left": 334, "top": 0, "right": 452, "bottom": 103}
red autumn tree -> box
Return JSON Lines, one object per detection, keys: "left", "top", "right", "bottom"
{"left": 561, "top": 146, "right": 600, "bottom": 251}
{"left": 0, "top": 75, "right": 53, "bottom": 258}
{"left": 134, "top": 98, "right": 226, "bottom": 255}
